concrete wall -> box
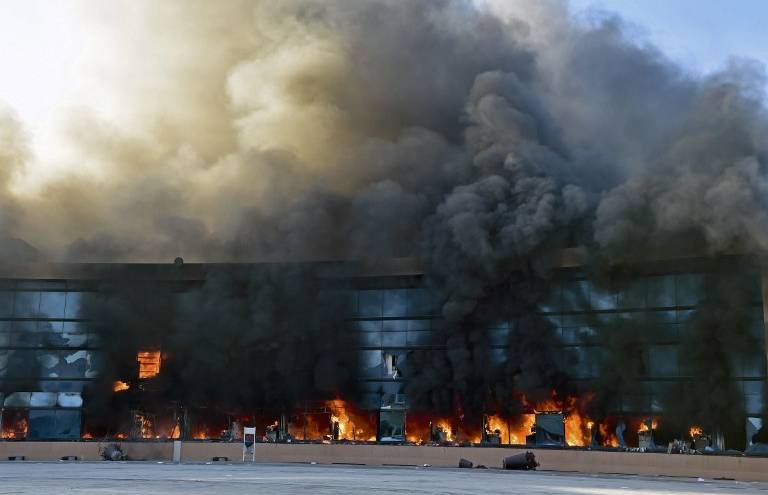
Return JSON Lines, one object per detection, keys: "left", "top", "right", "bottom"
{"left": 2, "top": 441, "right": 768, "bottom": 482}
{"left": 0, "top": 441, "right": 171, "bottom": 461}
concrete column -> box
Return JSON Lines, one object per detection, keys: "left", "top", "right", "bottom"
{"left": 172, "top": 441, "right": 182, "bottom": 463}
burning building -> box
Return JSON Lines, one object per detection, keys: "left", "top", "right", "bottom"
{"left": 1, "top": 0, "right": 768, "bottom": 457}
{"left": 0, "top": 253, "right": 764, "bottom": 451}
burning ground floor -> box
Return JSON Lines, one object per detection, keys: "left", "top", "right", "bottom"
{"left": 0, "top": 393, "right": 740, "bottom": 455}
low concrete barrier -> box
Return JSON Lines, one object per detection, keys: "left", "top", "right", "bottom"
{"left": 2, "top": 441, "right": 767, "bottom": 481}
{"left": 0, "top": 441, "right": 172, "bottom": 462}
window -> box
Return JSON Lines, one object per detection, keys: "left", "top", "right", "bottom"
{"left": 382, "top": 332, "right": 406, "bottom": 347}
{"left": 540, "top": 283, "right": 561, "bottom": 313}
{"left": 382, "top": 320, "right": 407, "bottom": 332}
{"left": 353, "top": 320, "right": 382, "bottom": 332}
{"left": 562, "top": 281, "right": 589, "bottom": 311}
{"left": 406, "top": 330, "right": 440, "bottom": 346}
{"left": 646, "top": 276, "right": 675, "bottom": 308}
{"left": 743, "top": 381, "right": 764, "bottom": 415}
{"left": 13, "top": 291, "right": 40, "bottom": 317}
{"left": 591, "top": 285, "right": 617, "bottom": 310}
{"left": 27, "top": 410, "right": 81, "bottom": 439}
{"left": 647, "top": 345, "right": 679, "bottom": 377}
{"left": 357, "top": 290, "right": 383, "bottom": 317}
{"left": 617, "top": 280, "right": 646, "bottom": 309}
{"left": 39, "top": 292, "right": 66, "bottom": 318}
{"left": 383, "top": 289, "right": 408, "bottom": 317}
{"left": 0, "top": 291, "right": 14, "bottom": 316}
{"left": 407, "top": 288, "right": 433, "bottom": 316}
{"left": 675, "top": 274, "right": 704, "bottom": 306}
{"left": 359, "top": 351, "right": 383, "bottom": 378}
{"left": 359, "top": 332, "right": 381, "bottom": 347}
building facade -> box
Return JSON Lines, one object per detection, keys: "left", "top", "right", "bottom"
{"left": 0, "top": 256, "right": 765, "bottom": 448}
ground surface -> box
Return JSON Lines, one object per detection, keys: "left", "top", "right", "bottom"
{"left": 0, "top": 462, "right": 767, "bottom": 494}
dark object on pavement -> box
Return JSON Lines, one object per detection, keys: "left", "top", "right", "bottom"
{"left": 502, "top": 452, "right": 538, "bottom": 470}
{"left": 458, "top": 458, "right": 473, "bottom": 468}
{"left": 101, "top": 444, "right": 125, "bottom": 461}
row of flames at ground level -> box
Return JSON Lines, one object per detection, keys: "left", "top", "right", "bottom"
{"left": 73, "top": 399, "right": 671, "bottom": 448}
{"left": 2, "top": 400, "right": 707, "bottom": 449}
{"left": 82, "top": 352, "right": 654, "bottom": 446}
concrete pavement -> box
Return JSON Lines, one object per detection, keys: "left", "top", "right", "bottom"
{"left": 1, "top": 462, "right": 767, "bottom": 494}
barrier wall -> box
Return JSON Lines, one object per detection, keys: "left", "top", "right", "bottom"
{"left": 2, "top": 441, "right": 768, "bottom": 482}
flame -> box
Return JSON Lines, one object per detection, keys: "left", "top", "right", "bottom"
{"left": 132, "top": 414, "right": 155, "bottom": 438}
{"left": 564, "top": 409, "right": 590, "bottom": 447}
{"left": 137, "top": 350, "right": 161, "bottom": 379}
{"left": 484, "top": 414, "right": 508, "bottom": 443}
{"left": 689, "top": 425, "right": 703, "bottom": 437}
{"left": 288, "top": 400, "right": 376, "bottom": 441}
{"left": 526, "top": 393, "right": 594, "bottom": 447}
{"left": 434, "top": 419, "right": 454, "bottom": 442}
{"left": 82, "top": 432, "right": 93, "bottom": 439}
{"left": 637, "top": 418, "right": 658, "bottom": 433}
{"left": 169, "top": 424, "right": 181, "bottom": 439}
{"left": 326, "top": 399, "right": 376, "bottom": 441}
{"left": 99, "top": 390, "right": 632, "bottom": 448}
{"left": 599, "top": 422, "right": 619, "bottom": 447}
{"left": 480, "top": 414, "right": 535, "bottom": 445}
{"left": 1, "top": 417, "right": 28, "bottom": 439}
{"left": 113, "top": 380, "right": 130, "bottom": 392}
{"left": 406, "top": 415, "right": 457, "bottom": 443}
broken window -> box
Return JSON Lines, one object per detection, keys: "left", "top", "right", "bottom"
{"left": 383, "top": 353, "right": 399, "bottom": 379}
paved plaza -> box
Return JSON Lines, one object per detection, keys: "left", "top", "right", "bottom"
{"left": 1, "top": 462, "right": 767, "bottom": 494}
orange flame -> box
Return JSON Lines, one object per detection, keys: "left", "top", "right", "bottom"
{"left": 1, "top": 417, "right": 28, "bottom": 439}
{"left": 169, "top": 424, "right": 181, "bottom": 439}
{"left": 637, "top": 418, "right": 658, "bottom": 433}
{"left": 406, "top": 415, "right": 457, "bottom": 443}
{"left": 479, "top": 414, "right": 535, "bottom": 445}
{"left": 599, "top": 422, "right": 619, "bottom": 447}
{"left": 113, "top": 380, "right": 130, "bottom": 392}
{"left": 689, "top": 425, "right": 703, "bottom": 437}
{"left": 526, "top": 393, "right": 593, "bottom": 447}
{"left": 137, "top": 350, "right": 161, "bottom": 379}
{"left": 326, "top": 399, "right": 376, "bottom": 441}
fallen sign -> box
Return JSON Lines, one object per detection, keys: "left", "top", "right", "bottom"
{"left": 502, "top": 452, "right": 538, "bottom": 470}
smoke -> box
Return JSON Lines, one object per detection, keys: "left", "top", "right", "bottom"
{"left": 171, "top": 265, "right": 357, "bottom": 411}
{"left": 1, "top": 0, "right": 765, "bottom": 431}
{"left": 595, "top": 61, "right": 768, "bottom": 260}
{"left": 0, "top": 0, "right": 763, "bottom": 266}
{"left": 80, "top": 264, "right": 358, "bottom": 429}
{"left": 0, "top": 105, "right": 40, "bottom": 262}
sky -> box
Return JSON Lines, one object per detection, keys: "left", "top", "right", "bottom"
{"left": 570, "top": 0, "right": 768, "bottom": 76}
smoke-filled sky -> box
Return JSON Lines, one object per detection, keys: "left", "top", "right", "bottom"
{"left": 0, "top": 0, "right": 766, "bottom": 263}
